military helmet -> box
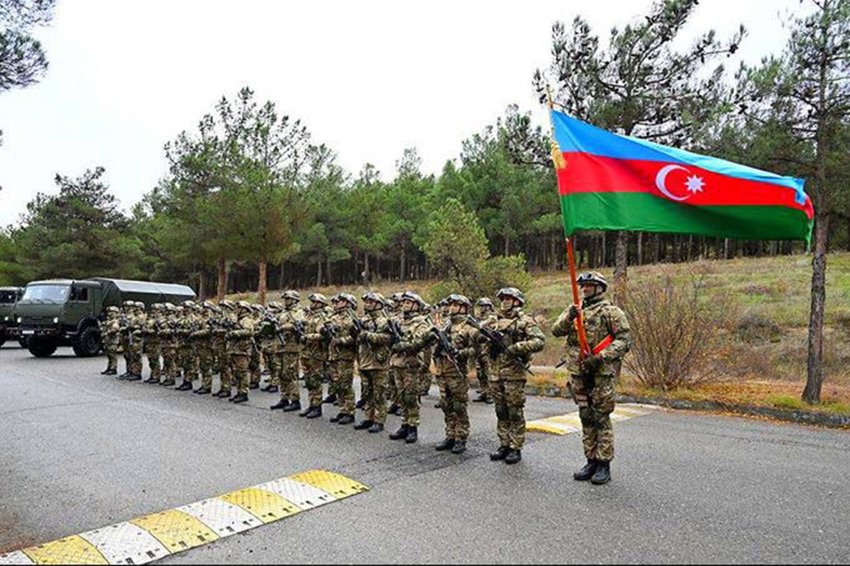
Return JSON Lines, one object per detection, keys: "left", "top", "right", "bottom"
{"left": 390, "top": 292, "right": 404, "bottom": 302}
{"left": 497, "top": 287, "right": 525, "bottom": 306}
{"left": 335, "top": 292, "right": 357, "bottom": 308}
{"left": 476, "top": 297, "right": 494, "bottom": 309}
{"left": 362, "top": 291, "right": 386, "bottom": 305}
{"left": 577, "top": 271, "right": 608, "bottom": 292}
{"left": 219, "top": 299, "right": 235, "bottom": 310}
{"left": 122, "top": 300, "right": 135, "bottom": 308}
{"left": 401, "top": 290, "right": 427, "bottom": 309}
{"left": 203, "top": 301, "right": 220, "bottom": 312}
{"left": 268, "top": 301, "right": 283, "bottom": 311}
{"left": 163, "top": 302, "right": 176, "bottom": 311}
{"left": 446, "top": 294, "right": 472, "bottom": 308}
{"left": 236, "top": 300, "right": 253, "bottom": 312}
{"left": 134, "top": 301, "right": 145, "bottom": 310}
{"left": 182, "top": 300, "right": 196, "bottom": 309}
{"left": 106, "top": 306, "right": 120, "bottom": 313}
{"left": 282, "top": 290, "right": 300, "bottom": 301}
{"left": 308, "top": 293, "right": 329, "bottom": 305}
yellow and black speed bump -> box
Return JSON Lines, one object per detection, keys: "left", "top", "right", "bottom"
{"left": 0, "top": 470, "right": 368, "bottom": 565}
{"left": 527, "top": 404, "right": 659, "bottom": 435}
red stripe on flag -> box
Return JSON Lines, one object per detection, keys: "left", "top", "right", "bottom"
{"left": 556, "top": 152, "right": 813, "bottom": 219}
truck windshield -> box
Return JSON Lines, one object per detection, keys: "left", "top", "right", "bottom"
{"left": 0, "top": 291, "right": 17, "bottom": 304}
{"left": 21, "top": 285, "right": 70, "bottom": 303}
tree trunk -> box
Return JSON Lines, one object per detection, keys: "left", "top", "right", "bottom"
{"left": 257, "top": 260, "right": 268, "bottom": 305}
{"left": 600, "top": 232, "right": 607, "bottom": 266}
{"left": 216, "top": 257, "right": 226, "bottom": 301}
{"left": 399, "top": 245, "right": 406, "bottom": 284}
{"left": 279, "top": 263, "right": 285, "bottom": 290}
{"left": 636, "top": 232, "right": 643, "bottom": 265}
{"left": 803, "top": 214, "right": 828, "bottom": 404}
{"left": 613, "top": 231, "right": 628, "bottom": 303}
{"left": 326, "top": 257, "right": 332, "bottom": 286}
{"left": 198, "top": 272, "right": 206, "bottom": 300}
{"left": 316, "top": 261, "right": 322, "bottom": 287}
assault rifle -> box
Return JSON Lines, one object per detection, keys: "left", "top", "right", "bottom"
{"left": 293, "top": 319, "right": 306, "bottom": 343}
{"left": 387, "top": 318, "right": 404, "bottom": 347}
{"left": 465, "top": 315, "right": 533, "bottom": 375}
{"left": 430, "top": 322, "right": 464, "bottom": 377}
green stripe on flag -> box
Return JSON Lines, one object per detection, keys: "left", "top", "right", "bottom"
{"left": 560, "top": 192, "right": 812, "bottom": 244}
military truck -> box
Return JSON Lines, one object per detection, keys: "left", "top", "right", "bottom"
{"left": 0, "top": 287, "right": 24, "bottom": 347}
{"left": 15, "top": 278, "right": 196, "bottom": 358}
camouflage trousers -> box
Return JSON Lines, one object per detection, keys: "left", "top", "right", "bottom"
{"left": 178, "top": 345, "right": 197, "bottom": 385}
{"left": 262, "top": 348, "right": 280, "bottom": 388}
{"left": 572, "top": 373, "right": 616, "bottom": 462}
{"left": 161, "top": 345, "right": 178, "bottom": 380}
{"left": 218, "top": 345, "right": 233, "bottom": 390}
{"left": 396, "top": 366, "right": 421, "bottom": 427}
{"left": 476, "top": 354, "right": 490, "bottom": 396}
{"left": 278, "top": 352, "right": 300, "bottom": 402}
{"left": 438, "top": 371, "right": 470, "bottom": 441}
{"left": 196, "top": 340, "right": 214, "bottom": 389}
{"left": 302, "top": 357, "right": 325, "bottom": 408}
{"left": 231, "top": 353, "right": 251, "bottom": 395}
{"left": 385, "top": 368, "right": 400, "bottom": 406}
{"left": 249, "top": 348, "right": 261, "bottom": 386}
{"left": 360, "top": 368, "right": 387, "bottom": 424}
{"left": 104, "top": 341, "right": 119, "bottom": 372}
{"left": 124, "top": 337, "right": 143, "bottom": 375}
{"left": 330, "top": 358, "right": 356, "bottom": 415}
{"left": 491, "top": 378, "right": 527, "bottom": 450}
{"left": 419, "top": 365, "right": 432, "bottom": 396}
{"left": 143, "top": 339, "right": 161, "bottom": 381}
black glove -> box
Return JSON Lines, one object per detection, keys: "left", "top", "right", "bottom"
{"left": 567, "top": 304, "right": 580, "bottom": 322}
{"left": 580, "top": 354, "right": 603, "bottom": 374}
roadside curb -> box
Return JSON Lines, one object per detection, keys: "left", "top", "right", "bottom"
{"left": 523, "top": 385, "right": 850, "bottom": 429}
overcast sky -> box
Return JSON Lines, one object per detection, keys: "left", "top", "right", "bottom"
{"left": 0, "top": 0, "right": 804, "bottom": 227}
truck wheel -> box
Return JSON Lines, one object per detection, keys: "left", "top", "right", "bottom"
{"left": 0, "top": 329, "right": 6, "bottom": 347}
{"left": 18, "top": 336, "right": 29, "bottom": 348}
{"left": 28, "top": 337, "right": 58, "bottom": 358}
{"left": 72, "top": 326, "right": 101, "bottom": 357}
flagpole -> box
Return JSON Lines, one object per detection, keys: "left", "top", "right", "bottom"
{"left": 546, "top": 86, "right": 590, "bottom": 358}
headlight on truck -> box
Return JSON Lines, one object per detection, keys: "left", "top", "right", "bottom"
{"left": 53, "top": 317, "right": 60, "bottom": 324}
{"left": 3, "top": 316, "right": 8, "bottom": 321}
{"left": 17, "top": 317, "right": 22, "bottom": 323}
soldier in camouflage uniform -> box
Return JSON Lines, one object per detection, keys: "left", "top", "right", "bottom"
{"left": 100, "top": 306, "right": 121, "bottom": 376}
{"left": 214, "top": 300, "right": 237, "bottom": 398}
{"left": 258, "top": 302, "right": 283, "bottom": 394}
{"left": 552, "top": 271, "right": 631, "bottom": 485}
{"left": 122, "top": 302, "right": 146, "bottom": 381}
{"left": 175, "top": 301, "right": 197, "bottom": 391}
{"left": 472, "top": 298, "right": 495, "bottom": 404}
{"left": 299, "top": 293, "right": 332, "bottom": 418}
{"left": 385, "top": 292, "right": 404, "bottom": 416}
{"left": 270, "top": 291, "right": 305, "bottom": 412}
{"left": 353, "top": 292, "right": 393, "bottom": 433}
{"left": 227, "top": 301, "right": 258, "bottom": 404}
{"left": 141, "top": 304, "right": 163, "bottom": 384}
{"left": 159, "top": 303, "right": 178, "bottom": 387}
{"left": 117, "top": 301, "right": 135, "bottom": 379}
{"left": 248, "top": 304, "right": 263, "bottom": 390}
{"left": 484, "top": 287, "right": 545, "bottom": 465}
{"left": 193, "top": 302, "right": 216, "bottom": 395}
{"left": 326, "top": 293, "right": 359, "bottom": 425}
{"left": 387, "top": 291, "right": 432, "bottom": 444}
{"left": 419, "top": 300, "right": 436, "bottom": 397}
{"left": 431, "top": 294, "right": 479, "bottom": 454}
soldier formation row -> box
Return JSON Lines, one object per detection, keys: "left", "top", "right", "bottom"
{"left": 100, "top": 274, "right": 631, "bottom": 484}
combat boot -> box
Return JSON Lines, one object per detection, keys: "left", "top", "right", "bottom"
{"left": 404, "top": 426, "right": 418, "bottom": 444}
{"left": 270, "top": 399, "right": 289, "bottom": 410}
{"left": 451, "top": 440, "right": 467, "bottom": 454}
{"left": 473, "top": 393, "right": 490, "bottom": 403}
{"left": 389, "top": 425, "right": 409, "bottom": 440}
{"left": 298, "top": 405, "right": 313, "bottom": 417}
{"left": 305, "top": 406, "right": 323, "bottom": 419}
{"left": 215, "top": 389, "right": 230, "bottom": 398}
{"left": 105, "top": 369, "right": 118, "bottom": 376}
{"left": 505, "top": 449, "right": 522, "bottom": 465}
{"left": 489, "top": 446, "right": 510, "bottom": 461}
{"left": 590, "top": 460, "right": 611, "bottom": 485}
{"left": 176, "top": 382, "right": 192, "bottom": 391}
{"left": 388, "top": 403, "right": 401, "bottom": 416}
{"left": 354, "top": 420, "right": 373, "bottom": 430}
{"left": 329, "top": 413, "right": 342, "bottom": 423}
{"left": 161, "top": 378, "right": 176, "bottom": 387}
{"left": 249, "top": 382, "right": 259, "bottom": 390}
{"left": 266, "top": 385, "right": 279, "bottom": 393}
{"left": 231, "top": 393, "right": 248, "bottom": 404}
{"left": 284, "top": 400, "right": 301, "bottom": 412}
{"left": 573, "top": 460, "right": 598, "bottom": 481}
{"left": 100, "top": 368, "right": 111, "bottom": 375}
{"left": 143, "top": 377, "right": 158, "bottom": 384}
{"left": 355, "top": 398, "right": 365, "bottom": 409}
{"left": 337, "top": 414, "right": 355, "bottom": 425}
{"left": 195, "top": 387, "right": 211, "bottom": 395}
{"left": 126, "top": 373, "right": 141, "bottom": 382}
{"left": 368, "top": 423, "right": 384, "bottom": 433}
{"left": 435, "top": 438, "right": 455, "bottom": 451}
{"left": 322, "top": 394, "right": 337, "bottom": 404}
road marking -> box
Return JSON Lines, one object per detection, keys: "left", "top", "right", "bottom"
{"left": 527, "top": 403, "right": 659, "bottom": 435}
{"left": 0, "top": 470, "right": 368, "bottom": 566}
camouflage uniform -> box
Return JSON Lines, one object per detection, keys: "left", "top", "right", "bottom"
{"left": 248, "top": 306, "right": 262, "bottom": 389}
{"left": 141, "top": 305, "right": 162, "bottom": 383}
{"left": 388, "top": 292, "right": 432, "bottom": 442}
{"left": 355, "top": 292, "right": 393, "bottom": 431}
{"left": 473, "top": 299, "right": 496, "bottom": 402}
{"left": 227, "top": 302, "right": 258, "bottom": 402}
{"left": 159, "top": 305, "right": 179, "bottom": 386}
{"left": 122, "top": 302, "right": 145, "bottom": 380}
{"left": 299, "top": 295, "right": 331, "bottom": 416}
{"left": 385, "top": 294, "right": 404, "bottom": 414}
{"left": 176, "top": 303, "right": 198, "bottom": 390}
{"left": 326, "top": 295, "right": 359, "bottom": 422}
{"left": 485, "top": 288, "right": 545, "bottom": 461}
{"left": 552, "top": 276, "right": 631, "bottom": 466}
{"left": 258, "top": 303, "right": 284, "bottom": 393}
{"left": 276, "top": 295, "right": 305, "bottom": 408}
{"left": 214, "top": 301, "right": 237, "bottom": 397}
{"left": 100, "top": 307, "right": 121, "bottom": 375}
{"left": 193, "top": 304, "right": 215, "bottom": 394}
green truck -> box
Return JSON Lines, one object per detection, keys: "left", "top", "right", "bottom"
{"left": 15, "top": 277, "right": 196, "bottom": 358}
{"left": 0, "top": 286, "right": 24, "bottom": 347}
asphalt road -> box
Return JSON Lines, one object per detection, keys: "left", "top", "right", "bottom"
{"left": 2, "top": 343, "right": 849, "bottom": 564}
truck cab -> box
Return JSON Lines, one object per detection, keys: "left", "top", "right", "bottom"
{"left": 0, "top": 286, "right": 24, "bottom": 347}
{"left": 16, "top": 280, "right": 104, "bottom": 357}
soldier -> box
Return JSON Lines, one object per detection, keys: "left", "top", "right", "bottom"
{"left": 299, "top": 293, "right": 332, "bottom": 418}
{"left": 270, "top": 291, "right": 305, "bottom": 412}
{"left": 123, "top": 302, "right": 146, "bottom": 381}
{"left": 248, "top": 304, "right": 263, "bottom": 390}
{"left": 193, "top": 301, "right": 217, "bottom": 395}
{"left": 472, "top": 298, "right": 496, "bottom": 404}
{"left": 258, "top": 302, "right": 283, "bottom": 394}
{"left": 117, "top": 301, "right": 135, "bottom": 379}
{"left": 100, "top": 306, "right": 121, "bottom": 376}
{"left": 552, "top": 271, "right": 631, "bottom": 485}
{"left": 226, "top": 301, "right": 258, "bottom": 404}
{"left": 175, "top": 301, "right": 197, "bottom": 391}
{"left": 385, "top": 292, "right": 404, "bottom": 416}
{"left": 325, "top": 293, "right": 359, "bottom": 425}
{"left": 482, "top": 287, "right": 545, "bottom": 465}
{"left": 214, "top": 300, "right": 238, "bottom": 398}
{"left": 141, "top": 304, "right": 163, "bottom": 384}
{"left": 159, "top": 303, "right": 178, "bottom": 387}
{"left": 353, "top": 291, "right": 393, "bottom": 433}
{"left": 388, "top": 291, "right": 432, "bottom": 444}
{"left": 431, "top": 294, "right": 479, "bottom": 454}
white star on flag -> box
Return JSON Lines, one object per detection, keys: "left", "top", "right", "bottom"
{"left": 685, "top": 175, "right": 706, "bottom": 194}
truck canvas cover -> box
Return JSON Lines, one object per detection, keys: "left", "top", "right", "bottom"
{"left": 88, "top": 278, "right": 196, "bottom": 307}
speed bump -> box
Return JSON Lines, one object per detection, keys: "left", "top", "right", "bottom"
{"left": 527, "top": 404, "right": 659, "bottom": 435}
{"left": 0, "top": 470, "right": 368, "bottom": 566}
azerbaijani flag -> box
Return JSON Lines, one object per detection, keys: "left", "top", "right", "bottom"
{"left": 551, "top": 110, "right": 814, "bottom": 244}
